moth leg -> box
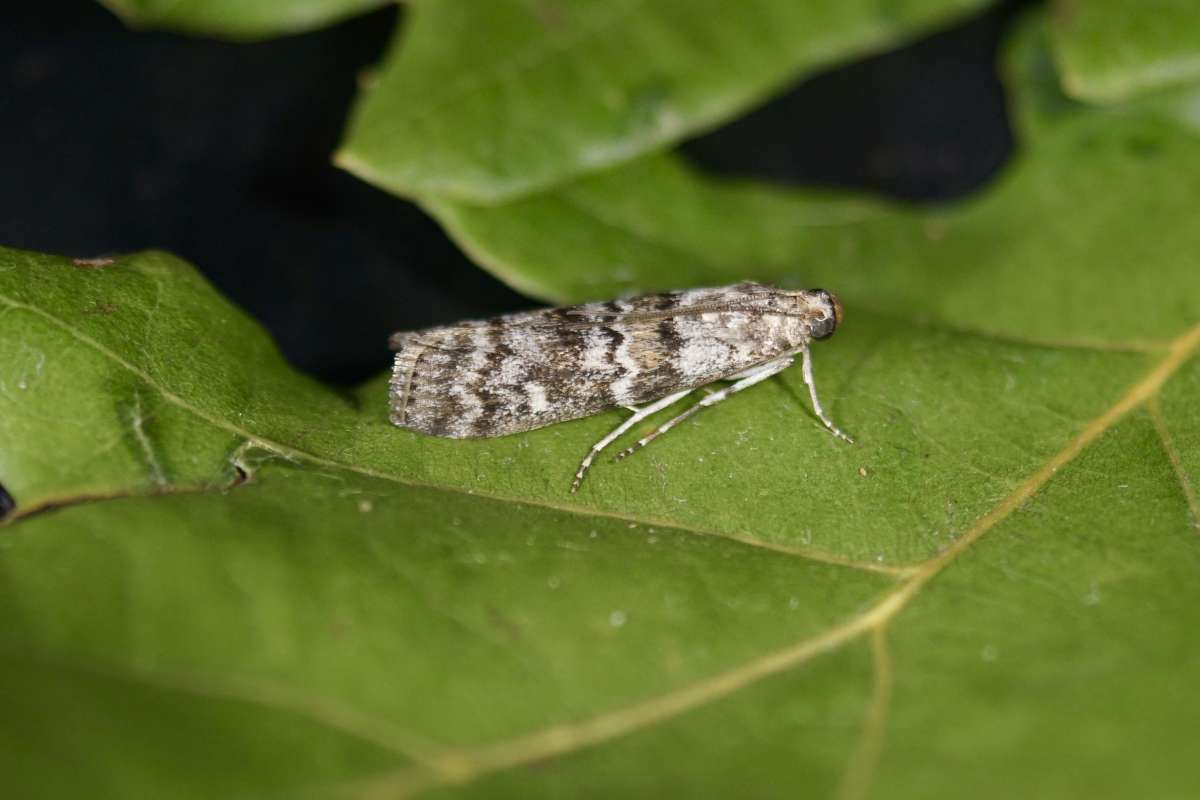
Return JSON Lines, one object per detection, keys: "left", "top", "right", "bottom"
{"left": 615, "top": 357, "right": 794, "bottom": 462}
{"left": 801, "top": 344, "right": 854, "bottom": 443}
{"left": 570, "top": 389, "right": 692, "bottom": 493}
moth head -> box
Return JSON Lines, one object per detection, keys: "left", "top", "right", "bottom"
{"left": 809, "top": 289, "right": 842, "bottom": 340}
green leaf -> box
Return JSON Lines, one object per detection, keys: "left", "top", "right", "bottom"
{"left": 97, "top": 0, "right": 390, "bottom": 40}
{"left": 336, "top": 0, "right": 990, "bottom": 202}
{"left": 1050, "top": 0, "right": 1200, "bottom": 103}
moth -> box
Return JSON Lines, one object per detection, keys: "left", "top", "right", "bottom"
{"left": 389, "top": 282, "right": 852, "bottom": 492}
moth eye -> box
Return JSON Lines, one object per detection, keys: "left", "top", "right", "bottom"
{"left": 809, "top": 289, "right": 841, "bottom": 340}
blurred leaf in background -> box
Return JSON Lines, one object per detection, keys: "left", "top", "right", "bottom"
{"left": 1, "top": 1, "right": 1199, "bottom": 798}
{"left": 1049, "top": 0, "right": 1200, "bottom": 102}
{"left": 335, "top": 0, "right": 990, "bottom": 201}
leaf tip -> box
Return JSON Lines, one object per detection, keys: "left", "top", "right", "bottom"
{"left": 331, "top": 148, "right": 360, "bottom": 173}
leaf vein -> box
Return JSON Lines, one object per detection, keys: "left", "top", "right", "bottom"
{"left": 836, "top": 625, "right": 894, "bottom": 800}
{"left": 1147, "top": 397, "right": 1200, "bottom": 532}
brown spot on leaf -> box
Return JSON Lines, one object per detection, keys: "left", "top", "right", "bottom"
{"left": 534, "top": 1, "right": 565, "bottom": 28}
{"left": 923, "top": 219, "right": 947, "bottom": 241}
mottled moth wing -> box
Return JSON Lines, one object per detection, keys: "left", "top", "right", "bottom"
{"left": 390, "top": 283, "right": 816, "bottom": 438}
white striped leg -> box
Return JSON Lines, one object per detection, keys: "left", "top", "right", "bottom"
{"left": 570, "top": 389, "right": 692, "bottom": 493}
{"left": 615, "top": 357, "right": 794, "bottom": 462}
{"left": 800, "top": 345, "right": 853, "bottom": 443}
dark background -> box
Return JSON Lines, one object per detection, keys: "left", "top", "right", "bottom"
{"left": 2, "top": 0, "right": 1030, "bottom": 385}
